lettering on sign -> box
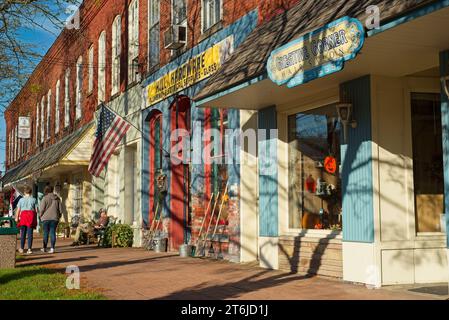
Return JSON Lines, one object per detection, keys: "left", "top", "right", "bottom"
{"left": 267, "top": 16, "right": 365, "bottom": 88}
{"left": 146, "top": 36, "right": 234, "bottom": 106}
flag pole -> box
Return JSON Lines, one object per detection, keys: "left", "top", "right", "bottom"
{"left": 98, "top": 102, "right": 172, "bottom": 158}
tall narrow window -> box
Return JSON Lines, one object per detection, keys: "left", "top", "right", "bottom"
{"left": 112, "top": 15, "right": 121, "bottom": 95}
{"left": 36, "top": 103, "right": 39, "bottom": 146}
{"left": 88, "top": 45, "right": 94, "bottom": 94}
{"left": 172, "top": 0, "right": 187, "bottom": 25}
{"left": 202, "top": 0, "right": 222, "bottom": 32}
{"left": 12, "top": 127, "right": 15, "bottom": 162}
{"left": 55, "top": 80, "right": 60, "bottom": 134}
{"left": 149, "top": 0, "right": 160, "bottom": 68}
{"left": 98, "top": 31, "right": 106, "bottom": 104}
{"left": 128, "top": 0, "right": 139, "bottom": 83}
{"left": 47, "top": 89, "right": 51, "bottom": 139}
{"left": 64, "top": 69, "right": 71, "bottom": 128}
{"left": 40, "top": 96, "right": 45, "bottom": 144}
{"left": 411, "top": 93, "right": 445, "bottom": 233}
{"left": 76, "top": 55, "right": 83, "bottom": 120}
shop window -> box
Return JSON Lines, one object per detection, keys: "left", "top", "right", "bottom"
{"left": 411, "top": 93, "right": 445, "bottom": 233}
{"left": 202, "top": 0, "right": 222, "bottom": 32}
{"left": 288, "top": 105, "right": 343, "bottom": 231}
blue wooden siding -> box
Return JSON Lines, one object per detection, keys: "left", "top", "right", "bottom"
{"left": 340, "top": 76, "right": 375, "bottom": 243}
{"left": 258, "top": 106, "right": 278, "bottom": 237}
{"left": 141, "top": 10, "right": 258, "bottom": 228}
{"left": 440, "top": 51, "right": 449, "bottom": 248}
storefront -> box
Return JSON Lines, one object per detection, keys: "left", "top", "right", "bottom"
{"left": 194, "top": 0, "right": 449, "bottom": 286}
{"left": 141, "top": 10, "right": 259, "bottom": 260}
{"left": 0, "top": 123, "right": 95, "bottom": 224}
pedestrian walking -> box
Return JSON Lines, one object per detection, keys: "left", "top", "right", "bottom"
{"left": 15, "top": 185, "right": 38, "bottom": 255}
{"left": 39, "top": 185, "right": 63, "bottom": 254}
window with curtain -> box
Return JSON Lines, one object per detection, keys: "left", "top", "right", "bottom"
{"left": 76, "top": 55, "right": 83, "bottom": 120}
{"left": 112, "top": 15, "right": 121, "bottom": 95}
{"left": 40, "top": 96, "right": 45, "bottom": 144}
{"left": 148, "top": 0, "right": 160, "bottom": 68}
{"left": 47, "top": 89, "right": 51, "bottom": 139}
{"left": 55, "top": 80, "right": 60, "bottom": 134}
{"left": 98, "top": 31, "right": 106, "bottom": 104}
{"left": 128, "top": 0, "right": 139, "bottom": 83}
{"left": 64, "top": 68, "right": 70, "bottom": 128}
{"left": 88, "top": 45, "right": 94, "bottom": 93}
{"left": 202, "top": 0, "right": 221, "bottom": 32}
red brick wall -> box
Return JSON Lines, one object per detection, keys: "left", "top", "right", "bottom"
{"left": 5, "top": 0, "right": 301, "bottom": 170}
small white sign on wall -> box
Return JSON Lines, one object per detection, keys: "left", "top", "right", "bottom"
{"left": 18, "top": 116, "right": 31, "bottom": 139}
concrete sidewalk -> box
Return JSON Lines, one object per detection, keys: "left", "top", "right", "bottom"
{"left": 17, "top": 238, "right": 448, "bottom": 300}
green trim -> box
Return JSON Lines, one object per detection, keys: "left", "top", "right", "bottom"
{"left": 368, "top": 0, "right": 449, "bottom": 37}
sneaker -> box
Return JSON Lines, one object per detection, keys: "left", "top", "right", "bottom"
{"left": 18, "top": 248, "right": 24, "bottom": 254}
{"left": 26, "top": 249, "right": 32, "bottom": 255}
{"left": 49, "top": 248, "right": 55, "bottom": 254}
{"left": 70, "top": 242, "right": 79, "bottom": 247}
{"left": 40, "top": 248, "right": 46, "bottom": 253}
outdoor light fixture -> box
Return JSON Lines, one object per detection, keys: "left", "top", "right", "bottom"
{"left": 441, "top": 76, "right": 449, "bottom": 99}
{"left": 336, "top": 103, "right": 357, "bottom": 143}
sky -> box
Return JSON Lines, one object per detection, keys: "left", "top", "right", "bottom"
{"left": 0, "top": 2, "right": 80, "bottom": 174}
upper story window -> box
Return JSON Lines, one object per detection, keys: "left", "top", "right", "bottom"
{"left": 128, "top": 0, "right": 139, "bottom": 83}
{"left": 202, "top": 0, "right": 222, "bottom": 32}
{"left": 112, "top": 15, "right": 121, "bottom": 95}
{"left": 64, "top": 68, "right": 71, "bottom": 128}
{"left": 35, "top": 103, "right": 39, "bottom": 146}
{"left": 88, "top": 45, "right": 94, "bottom": 94}
{"left": 172, "top": 0, "right": 187, "bottom": 25}
{"left": 55, "top": 80, "right": 60, "bottom": 134}
{"left": 76, "top": 55, "right": 83, "bottom": 120}
{"left": 47, "top": 89, "right": 51, "bottom": 140}
{"left": 98, "top": 31, "right": 106, "bottom": 105}
{"left": 148, "top": 0, "right": 160, "bottom": 68}
{"left": 40, "top": 96, "right": 45, "bottom": 144}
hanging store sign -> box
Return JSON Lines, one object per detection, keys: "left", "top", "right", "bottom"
{"left": 18, "top": 116, "right": 31, "bottom": 139}
{"left": 146, "top": 36, "right": 234, "bottom": 106}
{"left": 267, "top": 16, "right": 365, "bottom": 88}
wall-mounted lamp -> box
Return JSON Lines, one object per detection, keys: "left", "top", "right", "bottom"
{"left": 441, "top": 76, "right": 449, "bottom": 99}
{"left": 336, "top": 103, "right": 357, "bottom": 143}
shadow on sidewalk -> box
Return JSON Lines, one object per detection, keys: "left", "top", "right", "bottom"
{"left": 155, "top": 270, "right": 314, "bottom": 300}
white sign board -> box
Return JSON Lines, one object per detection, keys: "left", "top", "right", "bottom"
{"left": 18, "top": 116, "right": 31, "bottom": 139}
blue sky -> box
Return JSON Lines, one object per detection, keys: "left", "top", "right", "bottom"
{"left": 1, "top": 2, "right": 79, "bottom": 174}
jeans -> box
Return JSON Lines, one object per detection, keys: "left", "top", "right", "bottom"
{"left": 20, "top": 226, "right": 33, "bottom": 250}
{"left": 42, "top": 220, "right": 58, "bottom": 249}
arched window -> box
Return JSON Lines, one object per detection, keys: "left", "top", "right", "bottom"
{"left": 112, "top": 15, "right": 121, "bottom": 95}
{"left": 128, "top": 0, "right": 139, "bottom": 83}
{"left": 76, "top": 55, "right": 83, "bottom": 120}
{"left": 98, "top": 31, "right": 106, "bottom": 104}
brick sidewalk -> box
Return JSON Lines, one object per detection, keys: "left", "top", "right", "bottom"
{"left": 16, "top": 238, "right": 445, "bottom": 300}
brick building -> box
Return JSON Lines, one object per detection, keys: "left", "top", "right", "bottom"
{"left": 2, "top": 0, "right": 299, "bottom": 249}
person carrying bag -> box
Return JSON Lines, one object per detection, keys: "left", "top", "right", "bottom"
{"left": 16, "top": 185, "right": 38, "bottom": 255}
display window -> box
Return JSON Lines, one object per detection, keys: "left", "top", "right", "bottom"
{"left": 411, "top": 93, "right": 445, "bottom": 233}
{"left": 288, "top": 104, "right": 343, "bottom": 231}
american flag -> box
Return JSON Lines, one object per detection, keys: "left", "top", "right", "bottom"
{"left": 88, "top": 104, "right": 131, "bottom": 177}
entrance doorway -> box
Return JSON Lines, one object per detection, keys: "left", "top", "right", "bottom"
{"left": 170, "top": 95, "right": 191, "bottom": 250}
{"left": 148, "top": 111, "right": 164, "bottom": 227}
